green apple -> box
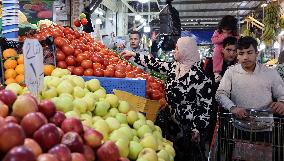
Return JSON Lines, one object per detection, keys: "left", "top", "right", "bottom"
{"left": 115, "top": 138, "right": 129, "bottom": 157}
{"left": 118, "top": 100, "right": 130, "bottom": 113}
{"left": 82, "top": 119, "right": 93, "bottom": 128}
{"left": 163, "top": 143, "right": 175, "bottom": 157}
{"left": 118, "top": 126, "right": 133, "bottom": 141}
{"left": 43, "top": 76, "right": 53, "bottom": 84}
{"left": 62, "top": 69, "right": 71, "bottom": 75}
{"left": 157, "top": 149, "right": 170, "bottom": 161}
{"left": 169, "top": 155, "right": 174, "bottom": 161}
{"left": 47, "top": 77, "right": 62, "bottom": 88}
{"left": 138, "top": 148, "right": 158, "bottom": 161}
{"left": 133, "top": 120, "right": 146, "bottom": 130}
{"left": 132, "top": 129, "right": 137, "bottom": 137}
{"left": 52, "top": 96, "right": 73, "bottom": 112}
{"left": 105, "top": 94, "right": 119, "bottom": 108}
{"left": 127, "top": 110, "right": 139, "bottom": 125}
{"left": 155, "top": 126, "right": 162, "bottom": 134}
{"left": 80, "top": 13, "right": 86, "bottom": 19}
{"left": 62, "top": 75, "right": 76, "bottom": 86}
{"left": 93, "top": 88, "right": 106, "bottom": 100}
{"left": 138, "top": 112, "right": 146, "bottom": 120}
{"left": 56, "top": 80, "right": 73, "bottom": 94}
{"left": 158, "top": 158, "right": 166, "bottom": 161}
{"left": 6, "top": 83, "right": 22, "bottom": 95}
{"left": 71, "top": 75, "right": 85, "bottom": 88}
{"left": 92, "top": 116, "right": 103, "bottom": 123}
{"left": 132, "top": 136, "right": 140, "bottom": 142}
{"left": 41, "top": 86, "right": 57, "bottom": 99}
{"left": 65, "top": 110, "right": 80, "bottom": 119}
{"left": 82, "top": 95, "right": 95, "bottom": 111}
{"left": 109, "top": 130, "right": 129, "bottom": 143}
{"left": 109, "top": 108, "right": 119, "bottom": 117}
{"left": 86, "top": 79, "right": 101, "bottom": 92}
{"left": 59, "top": 93, "right": 74, "bottom": 100}
{"left": 84, "top": 88, "right": 90, "bottom": 94}
{"left": 137, "top": 158, "right": 147, "bottom": 161}
{"left": 51, "top": 68, "right": 66, "bottom": 78}
{"left": 137, "top": 125, "right": 152, "bottom": 138}
{"left": 73, "top": 86, "right": 85, "bottom": 98}
{"left": 146, "top": 120, "right": 156, "bottom": 130}
{"left": 20, "top": 87, "right": 30, "bottom": 95}
{"left": 95, "top": 100, "right": 110, "bottom": 117}
{"left": 153, "top": 131, "right": 163, "bottom": 142}
{"left": 128, "top": 141, "right": 143, "bottom": 160}
{"left": 140, "top": 133, "right": 158, "bottom": 151}
{"left": 81, "top": 113, "right": 93, "bottom": 121}
{"left": 115, "top": 113, "right": 128, "bottom": 124}
{"left": 105, "top": 117, "right": 121, "bottom": 131}
{"left": 73, "top": 98, "right": 88, "bottom": 113}
{"left": 93, "top": 119, "right": 110, "bottom": 140}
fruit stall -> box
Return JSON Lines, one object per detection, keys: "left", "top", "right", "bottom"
{"left": 0, "top": 3, "right": 173, "bottom": 160}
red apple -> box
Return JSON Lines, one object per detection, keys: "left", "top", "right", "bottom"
{"left": 71, "top": 153, "right": 87, "bottom": 161}
{"left": 57, "top": 127, "right": 64, "bottom": 140}
{"left": 0, "top": 89, "right": 17, "bottom": 107}
{"left": 12, "top": 95, "right": 38, "bottom": 118}
{"left": 0, "top": 101, "right": 9, "bottom": 117}
{"left": 37, "top": 112, "right": 48, "bottom": 123}
{"left": 48, "top": 144, "right": 72, "bottom": 161}
{"left": 83, "top": 128, "right": 103, "bottom": 148}
{"left": 82, "top": 145, "right": 95, "bottom": 161}
{"left": 37, "top": 153, "right": 59, "bottom": 161}
{"left": 118, "top": 157, "right": 130, "bottom": 161}
{"left": 96, "top": 141, "right": 120, "bottom": 161}
{"left": 24, "top": 138, "right": 42, "bottom": 157}
{"left": 0, "top": 116, "right": 6, "bottom": 127}
{"left": 21, "top": 112, "right": 47, "bottom": 136}
{"left": 61, "top": 132, "right": 84, "bottom": 153}
{"left": 0, "top": 123, "right": 26, "bottom": 152}
{"left": 38, "top": 100, "right": 56, "bottom": 118}
{"left": 5, "top": 116, "right": 18, "bottom": 124}
{"left": 3, "top": 146, "right": 36, "bottom": 161}
{"left": 33, "top": 123, "right": 60, "bottom": 151}
{"left": 49, "top": 112, "right": 66, "bottom": 127}
{"left": 61, "top": 118, "right": 83, "bottom": 134}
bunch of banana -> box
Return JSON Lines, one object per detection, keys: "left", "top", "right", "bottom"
{"left": 262, "top": 2, "right": 281, "bottom": 46}
{"left": 0, "top": 2, "right": 2, "bottom": 19}
{"left": 242, "top": 28, "right": 253, "bottom": 37}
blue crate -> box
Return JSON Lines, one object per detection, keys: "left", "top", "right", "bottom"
{"left": 81, "top": 76, "right": 146, "bottom": 97}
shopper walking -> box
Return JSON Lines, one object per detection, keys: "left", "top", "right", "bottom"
{"left": 276, "top": 51, "right": 284, "bottom": 80}
{"left": 211, "top": 15, "right": 239, "bottom": 82}
{"left": 120, "top": 36, "right": 213, "bottom": 161}
{"left": 216, "top": 36, "right": 284, "bottom": 161}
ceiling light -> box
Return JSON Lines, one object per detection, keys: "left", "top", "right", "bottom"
{"left": 187, "top": 20, "right": 189, "bottom": 21}
{"left": 191, "top": 19, "right": 193, "bottom": 22}
{"left": 138, "top": 0, "right": 149, "bottom": 3}
{"left": 135, "top": 15, "right": 142, "bottom": 21}
{"left": 144, "top": 26, "right": 150, "bottom": 33}
{"left": 261, "top": 3, "right": 268, "bottom": 7}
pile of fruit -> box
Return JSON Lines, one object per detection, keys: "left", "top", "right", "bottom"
{"left": 262, "top": 2, "right": 281, "bottom": 46}
{"left": 2, "top": 49, "right": 24, "bottom": 85}
{"left": 2, "top": 68, "right": 175, "bottom": 161}
{"left": 30, "top": 24, "right": 165, "bottom": 100}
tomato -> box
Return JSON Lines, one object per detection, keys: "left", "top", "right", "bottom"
{"left": 90, "top": 55, "right": 103, "bottom": 64}
{"left": 151, "top": 89, "right": 162, "bottom": 100}
{"left": 74, "top": 49, "right": 82, "bottom": 57}
{"left": 52, "top": 29, "right": 63, "bottom": 38}
{"left": 133, "top": 67, "right": 143, "bottom": 74}
{"left": 73, "top": 66, "right": 84, "bottom": 76}
{"left": 74, "top": 30, "right": 81, "bottom": 38}
{"left": 81, "top": 18, "right": 88, "bottom": 26}
{"left": 66, "top": 34, "right": 75, "bottom": 41}
{"left": 67, "top": 66, "right": 75, "bottom": 73}
{"left": 65, "top": 55, "right": 76, "bottom": 66}
{"left": 81, "top": 60, "right": 93, "bottom": 69}
{"left": 76, "top": 54, "right": 87, "bottom": 63}
{"left": 147, "top": 76, "right": 155, "bottom": 83}
{"left": 62, "top": 45, "right": 74, "bottom": 56}
{"left": 150, "top": 82, "right": 161, "bottom": 90}
{"left": 103, "top": 68, "right": 114, "bottom": 77}
{"left": 126, "top": 72, "right": 135, "bottom": 78}
{"left": 74, "top": 19, "right": 81, "bottom": 27}
{"left": 56, "top": 51, "right": 66, "bottom": 61}
{"left": 84, "top": 68, "right": 94, "bottom": 76}
{"left": 81, "top": 44, "right": 89, "bottom": 52}
{"left": 93, "top": 68, "right": 104, "bottom": 77}
{"left": 57, "top": 61, "right": 67, "bottom": 69}
{"left": 115, "top": 70, "right": 126, "bottom": 78}
{"left": 54, "top": 37, "right": 65, "bottom": 48}
{"left": 125, "top": 64, "right": 133, "bottom": 72}
{"left": 103, "top": 60, "right": 109, "bottom": 66}
{"left": 63, "top": 27, "right": 73, "bottom": 36}
{"left": 93, "top": 63, "right": 103, "bottom": 69}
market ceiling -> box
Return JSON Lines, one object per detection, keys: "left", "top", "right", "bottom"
{"left": 124, "top": 0, "right": 266, "bottom": 30}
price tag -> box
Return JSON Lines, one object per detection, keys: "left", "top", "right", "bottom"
{"left": 23, "top": 39, "right": 44, "bottom": 98}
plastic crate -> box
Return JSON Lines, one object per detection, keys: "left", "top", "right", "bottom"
{"left": 81, "top": 76, "right": 146, "bottom": 97}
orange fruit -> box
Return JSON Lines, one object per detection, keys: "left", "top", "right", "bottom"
{"left": 5, "top": 69, "right": 17, "bottom": 79}
{"left": 15, "top": 64, "right": 24, "bottom": 75}
{"left": 4, "top": 59, "right": 17, "bottom": 69}
{"left": 17, "top": 54, "right": 24, "bottom": 64}
{"left": 15, "top": 74, "right": 24, "bottom": 84}
{"left": 3, "top": 48, "right": 17, "bottom": 60}
{"left": 5, "top": 78, "right": 16, "bottom": 85}
{"left": 44, "top": 65, "right": 55, "bottom": 76}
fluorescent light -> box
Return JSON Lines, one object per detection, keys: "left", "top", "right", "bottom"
{"left": 273, "top": 41, "right": 280, "bottom": 48}
{"left": 138, "top": 0, "right": 149, "bottom": 3}
{"left": 96, "top": 18, "right": 102, "bottom": 24}
{"left": 261, "top": 3, "right": 268, "bottom": 7}
{"left": 144, "top": 26, "right": 150, "bottom": 33}
{"left": 135, "top": 15, "right": 142, "bottom": 21}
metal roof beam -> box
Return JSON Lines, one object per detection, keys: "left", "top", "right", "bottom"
{"left": 177, "top": 7, "right": 256, "bottom": 12}
{"left": 180, "top": 15, "right": 245, "bottom": 19}
{"left": 161, "top": 0, "right": 265, "bottom": 5}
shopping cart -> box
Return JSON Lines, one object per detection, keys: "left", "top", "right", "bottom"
{"left": 209, "top": 108, "right": 284, "bottom": 161}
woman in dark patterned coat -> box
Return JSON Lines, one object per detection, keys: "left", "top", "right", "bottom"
{"left": 121, "top": 37, "right": 213, "bottom": 161}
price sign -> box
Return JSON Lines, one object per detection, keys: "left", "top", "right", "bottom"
{"left": 23, "top": 39, "right": 44, "bottom": 97}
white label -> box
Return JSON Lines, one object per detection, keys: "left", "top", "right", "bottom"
{"left": 23, "top": 39, "right": 44, "bottom": 97}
